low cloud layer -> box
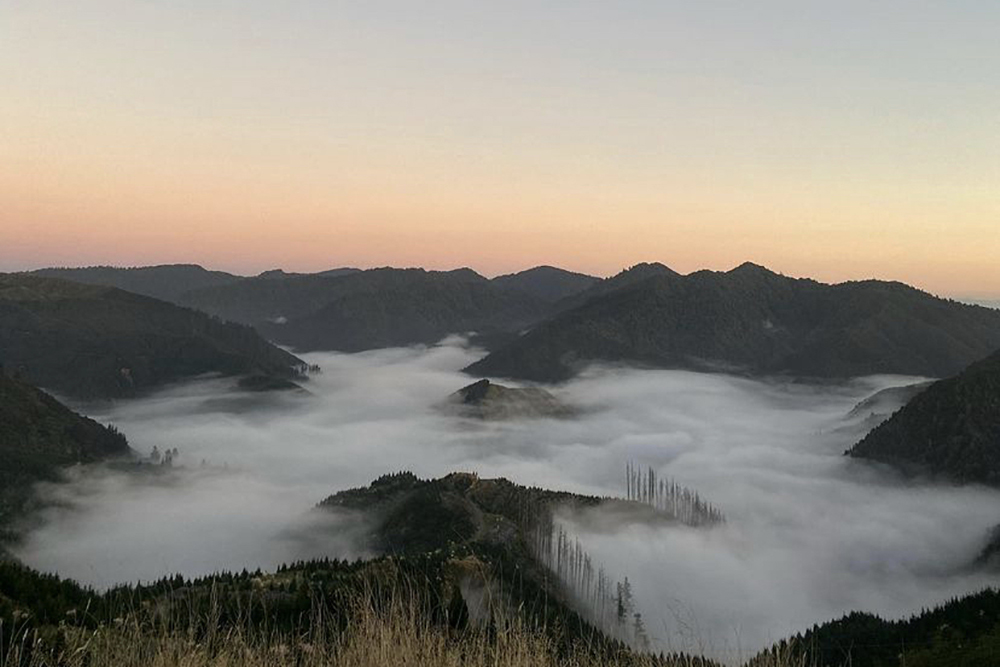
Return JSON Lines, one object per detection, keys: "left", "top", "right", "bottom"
{"left": 14, "top": 339, "right": 1000, "bottom": 661}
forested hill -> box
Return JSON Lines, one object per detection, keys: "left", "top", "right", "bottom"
{"left": 31, "top": 264, "right": 241, "bottom": 302}
{"left": 756, "top": 588, "right": 1000, "bottom": 667}
{"left": 0, "top": 274, "right": 306, "bottom": 400}
{"left": 490, "top": 265, "right": 600, "bottom": 302}
{"left": 0, "top": 374, "right": 129, "bottom": 536}
{"left": 549, "top": 261, "right": 680, "bottom": 314}
{"left": 183, "top": 268, "right": 553, "bottom": 353}
{"left": 318, "top": 470, "right": 721, "bottom": 651}
{"left": 318, "top": 470, "right": 721, "bottom": 556}
{"left": 319, "top": 471, "right": 607, "bottom": 554}
{"left": 848, "top": 348, "right": 1000, "bottom": 485}
{"left": 466, "top": 263, "right": 1000, "bottom": 382}
{"left": 1, "top": 472, "right": 723, "bottom": 666}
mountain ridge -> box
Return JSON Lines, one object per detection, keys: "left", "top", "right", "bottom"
{"left": 0, "top": 273, "right": 306, "bottom": 400}
{"left": 31, "top": 264, "right": 242, "bottom": 302}
{"left": 848, "top": 348, "right": 1000, "bottom": 485}
{"left": 466, "top": 264, "right": 1000, "bottom": 382}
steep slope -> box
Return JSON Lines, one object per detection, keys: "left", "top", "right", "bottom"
{"left": 0, "top": 274, "right": 306, "bottom": 400}
{"left": 0, "top": 374, "right": 129, "bottom": 534}
{"left": 2, "top": 472, "right": 720, "bottom": 665}
{"left": 32, "top": 264, "right": 241, "bottom": 302}
{"left": 549, "top": 262, "right": 680, "bottom": 314}
{"left": 491, "top": 266, "right": 600, "bottom": 302}
{"left": 260, "top": 274, "right": 551, "bottom": 352}
{"left": 180, "top": 267, "right": 486, "bottom": 325}
{"left": 319, "top": 471, "right": 718, "bottom": 648}
{"left": 320, "top": 471, "right": 719, "bottom": 558}
{"left": 847, "top": 349, "right": 1000, "bottom": 485}
{"left": 757, "top": 588, "right": 1000, "bottom": 667}
{"left": 839, "top": 381, "right": 935, "bottom": 435}
{"left": 467, "top": 263, "right": 1000, "bottom": 382}
{"left": 182, "top": 268, "right": 551, "bottom": 352}
{"left": 846, "top": 382, "right": 935, "bottom": 423}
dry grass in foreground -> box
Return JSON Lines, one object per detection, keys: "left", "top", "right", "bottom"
{"left": 1, "top": 587, "right": 811, "bottom": 667}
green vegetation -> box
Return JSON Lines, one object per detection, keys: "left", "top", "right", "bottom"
{"left": 760, "top": 589, "right": 1000, "bottom": 667}
{"left": 0, "top": 374, "right": 129, "bottom": 537}
{"left": 258, "top": 275, "right": 550, "bottom": 352}
{"left": 321, "top": 471, "right": 722, "bottom": 647}
{"left": 3, "top": 553, "right": 999, "bottom": 666}
{"left": 2, "top": 469, "right": 998, "bottom": 666}
{"left": 230, "top": 268, "right": 553, "bottom": 353}
{"left": 446, "top": 378, "right": 574, "bottom": 420}
{"left": 848, "top": 348, "right": 1000, "bottom": 485}
{"left": 467, "top": 263, "right": 1000, "bottom": 382}
{"left": 492, "top": 266, "right": 601, "bottom": 303}
{"left": 0, "top": 558, "right": 726, "bottom": 667}
{"left": 178, "top": 267, "right": 594, "bottom": 343}
{"left": 0, "top": 274, "right": 306, "bottom": 399}
{"left": 31, "top": 265, "right": 242, "bottom": 303}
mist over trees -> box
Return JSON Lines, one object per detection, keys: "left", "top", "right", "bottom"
{"left": 625, "top": 462, "right": 725, "bottom": 527}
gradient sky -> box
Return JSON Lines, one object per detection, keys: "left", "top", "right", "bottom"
{"left": 2, "top": 1, "right": 998, "bottom": 298}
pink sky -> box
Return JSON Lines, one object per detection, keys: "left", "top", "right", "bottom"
{"left": 2, "top": 3, "right": 998, "bottom": 300}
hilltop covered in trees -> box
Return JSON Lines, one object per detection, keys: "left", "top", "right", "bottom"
{"left": 466, "top": 263, "right": 1000, "bottom": 382}
{"left": 0, "top": 273, "right": 307, "bottom": 400}
{"left": 445, "top": 378, "right": 574, "bottom": 420}
{"left": 320, "top": 470, "right": 724, "bottom": 647}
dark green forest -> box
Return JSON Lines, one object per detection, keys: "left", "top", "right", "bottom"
{"left": 0, "top": 373, "right": 129, "bottom": 540}
{"left": 467, "top": 263, "right": 1000, "bottom": 382}
{"left": 849, "top": 348, "right": 1000, "bottom": 485}
{"left": 0, "top": 273, "right": 306, "bottom": 399}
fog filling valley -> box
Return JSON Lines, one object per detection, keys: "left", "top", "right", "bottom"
{"left": 13, "top": 338, "right": 1000, "bottom": 661}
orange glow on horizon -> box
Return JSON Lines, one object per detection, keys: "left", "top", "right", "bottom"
{"left": 2, "top": 3, "right": 998, "bottom": 301}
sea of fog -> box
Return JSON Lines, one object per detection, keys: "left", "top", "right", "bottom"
{"left": 14, "top": 338, "right": 1000, "bottom": 662}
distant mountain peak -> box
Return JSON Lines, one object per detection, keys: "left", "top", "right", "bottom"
{"left": 728, "top": 261, "right": 777, "bottom": 276}
{"left": 502, "top": 265, "right": 591, "bottom": 277}
{"left": 616, "top": 262, "right": 678, "bottom": 278}
{"left": 491, "top": 266, "right": 600, "bottom": 302}
{"left": 445, "top": 267, "right": 488, "bottom": 281}
{"left": 466, "top": 267, "right": 1000, "bottom": 382}
{"left": 257, "top": 269, "right": 291, "bottom": 279}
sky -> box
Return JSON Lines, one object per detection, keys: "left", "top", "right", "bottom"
{"left": 1, "top": 1, "right": 998, "bottom": 298}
